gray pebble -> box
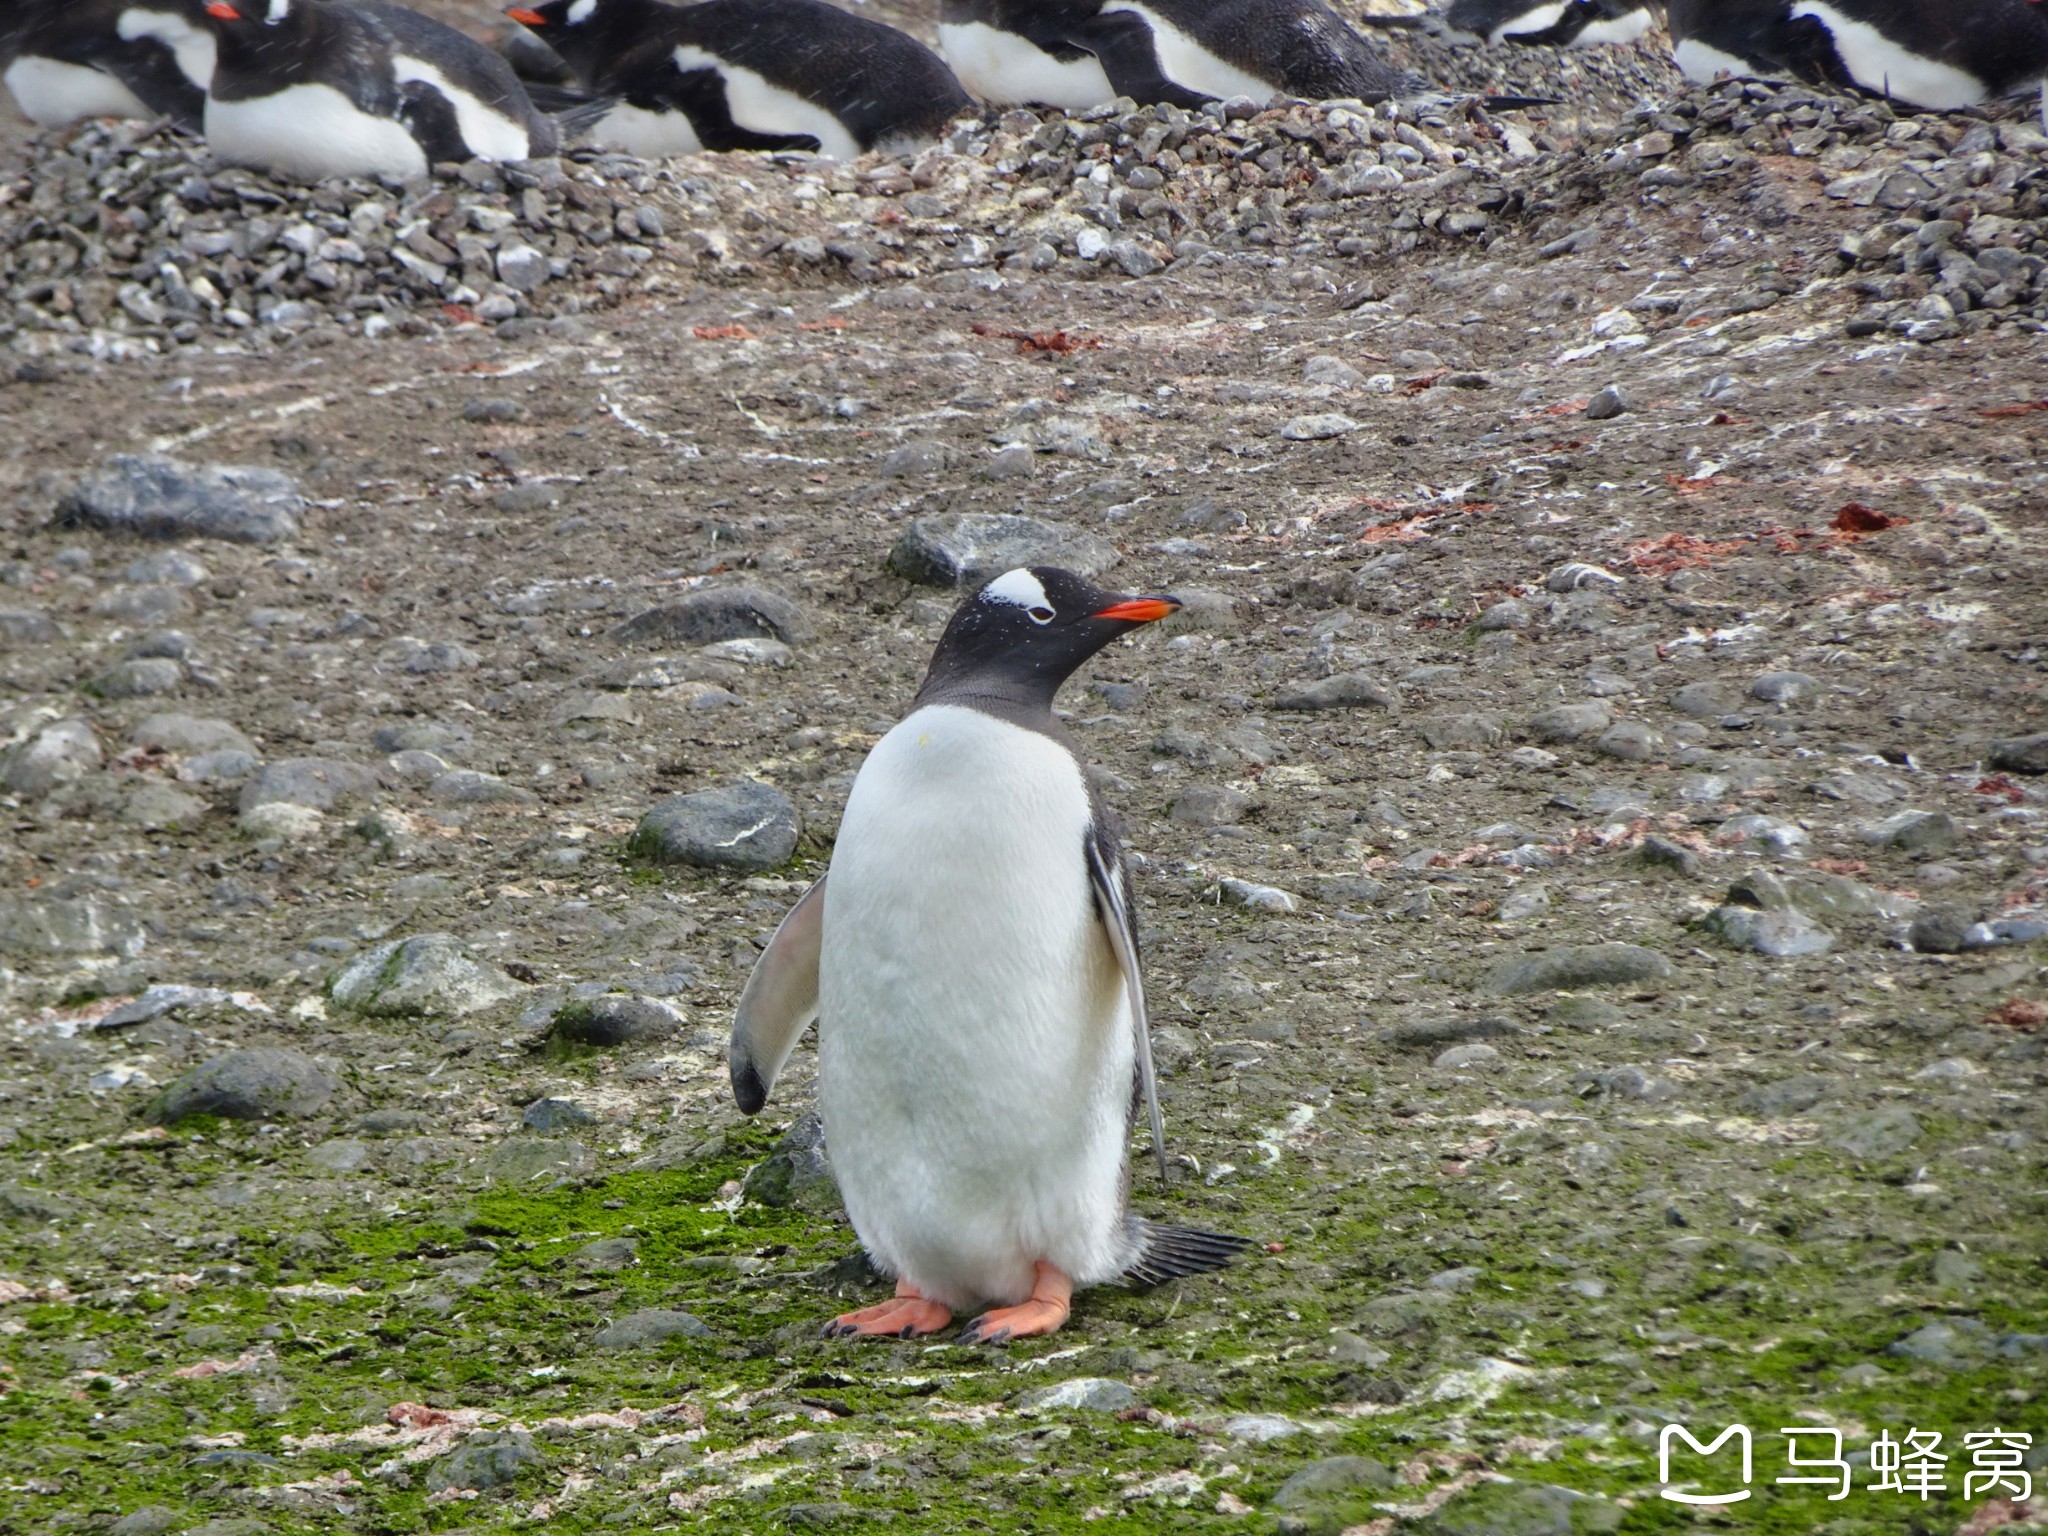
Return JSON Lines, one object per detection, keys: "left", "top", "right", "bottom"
{"left": 611, "top": 583, "right": 812, "bottom": 646}
{"left": 1274, "top": 672, "right": 1394, "bottom": 711}
{"left": 633, "top": 780, "right": 801, "bottom": 871}
{"left": 1487, "top": 942, "right": 1674, "bottom": 994}
{"left": 593, "top": 1308, "right": 710, "bottom": 1348}
{"left": 1584, "top": 384, "right": 1629, "bottom": 420}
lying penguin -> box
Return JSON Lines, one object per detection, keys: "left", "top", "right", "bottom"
{"left": 202, "top": 0, "right": 558, "bottom": 182}
{"left": 1667, "top": 0, "right": 2048, "bottom": 114}
{"left": 505, "top": 0, "right": 972, "bottom": 160}
{"left": 938, "top": 0, "right": 1410, "bottom": 112}
{"left": 2, "top": 0, "right": 215, "bottom": 130}
{"left": 731, "top": 567, "right": 1250, "bottom": 1343}
{"left": 1439, "top": 0, "right": 1654, "bottom": 48}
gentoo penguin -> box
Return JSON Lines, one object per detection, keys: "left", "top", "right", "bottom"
{"left": 1439, "top": 0, "right": 1654, "bottom": 48}
{"left": 937, "top": 0, "right": 1410, "bottom": 112}
{"left": 505, "top": 0, "right": 972, "bottom": 160}
{"left": 2, "top": 0, "right": 215, "bottom": 131}
{"left": 730, "top": 567, "right": 1250, "bottom": 1343}
{"left": 1666, "top": 0, "right": 2048, "bottom": 113}
{"left": 201, "top": 0, "right": 558, "bottom": 182}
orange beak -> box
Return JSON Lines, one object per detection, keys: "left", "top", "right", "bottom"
{"left": 505, "top": 6, "right": 547, "bottom": 22}
{"left": 1094, "top": 597, "right": 1178, "bottom": 624}
{"left": 205, "top": 1, "right": 240, "bottom": 16}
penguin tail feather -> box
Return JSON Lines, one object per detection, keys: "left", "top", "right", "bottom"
{"left": 1122, "top": 1218, "right": 1256, "bottom": 1288}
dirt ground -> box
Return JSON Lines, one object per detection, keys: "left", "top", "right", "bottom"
{"left": 3, "top": 8, "right": 2047, "bottom": 1536}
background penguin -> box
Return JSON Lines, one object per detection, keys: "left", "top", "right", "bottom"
{"left": 939, "top": 0, "right": 1411, "bottom": 112}
{"left": 3, "top": 0, "right": 215, "bottom": 131}
{"left": 1666, "top": 0, "right": 2048, "bottom": 113}
{"left": 202, "top": 0, "right": 558, "bottom": 182}
{"left": 1438, "top": 0, "right": 1654, "bottom": 48}
{"left": 506, "top": 0, "right": 972, "bottom": 160}
{"left": 729, "top": 567, "right": 1249, "bottom": 1344}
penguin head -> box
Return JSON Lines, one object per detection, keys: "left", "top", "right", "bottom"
{"left": 916, "top": 567, "right": 1178, "bottom": 708}
{"left": 203, "top": 0, "right": 295, "bottom": 26}
{"left": 505, "top": 0, "right": 638, "bottom": 69}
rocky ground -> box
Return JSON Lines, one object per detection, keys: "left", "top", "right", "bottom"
{"left": 4, "top": 16, "right": 2048, "bottom": 1536}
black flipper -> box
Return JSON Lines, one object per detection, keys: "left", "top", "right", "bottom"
{"left": 666, "top": 67, "right": 821, "bottom": 154}
{"left": 1122, "top": 1217, "right": 1255, "bottom": 1287}
{"left": 107, "top": 48, "right": 206, "bottom": 133}
{"left": 397, "top": 82, "right": 472, "bottom": 165}
{"left": 1071, "top": 12, "right": 1220, "bottom": 111}
{"left": 523, "top": 81, "right": 619, "bottom": 140}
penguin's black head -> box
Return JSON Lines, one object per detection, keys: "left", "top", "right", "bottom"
{"left": 505, "top": 0, "right": 644, "bottom": 66}
{"left": 915, "top": 566, "right": 1178, "bottom": 710}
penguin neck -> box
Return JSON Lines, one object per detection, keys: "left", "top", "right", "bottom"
{"left": 911, "top": 667, "right": 1069, "bottom": 741}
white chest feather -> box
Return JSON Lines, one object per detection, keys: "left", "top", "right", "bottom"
{"left": 590, "top": 98, "right": 703, "bottom": 156}
{"left": 1789, "top": 1, "right": 1987, "bottom": 109}
{"left": 391, "top": 53, "right": 534, "bottom": 160}
{"left": 206, "top": 83, "right": 429, "bottom": 181}
{"left": 937, "top": 20, "right": 1116, "bottom": 110}
{"left": 1102, "top": 1, "right": 1277, "bottom": 101}
{"left": 5, "top": 56, "right": 152, "bottom": 125}
{"left": 672, "top": 44, "right": 859, "bottom": 158}
{"left": 817, "top": 704, "right": 1136, "bottom": 1308}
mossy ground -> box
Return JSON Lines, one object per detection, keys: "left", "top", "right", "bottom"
{"left": 5, "top": 1072, "right": 2042, "bottom": 1534}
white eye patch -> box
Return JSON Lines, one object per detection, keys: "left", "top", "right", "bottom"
{"left": 568, "top": 0, "right": 597, "bottom": 22}
{"left": 982, "top": 568, "right": 1052, "bottom": 616}
{"left": 266, "top": 0, "right": 290, "bottom": 22}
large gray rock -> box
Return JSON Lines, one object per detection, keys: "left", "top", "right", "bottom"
{"left": 1699, "top": 905, "right": 1836, "bottom": 957}
{"left": 1485, "top": 943, "right": 1674, "bottom": 994}
{"left": 551, "top": 994, "right": 682, "bottom": 1047}
{"left": 93, "top": 658, "right": 185, "bottom": 699}
{"left": 0, "top": 719, "right": 101, "bottom": 795}
{"left": 239, "top": 758, "right": 379, "bottom": 815}
{"left": 0, "top": 892, "right": 144, "bottom": 959}
{"left": 1016, "top": 1377, "right": 1139, "bottom": 1412}
{"left": 148, "top": 1048, "right": 338, "bottom": 1123}
{"left": 329, "top": 933, "right": 523, "bottom": 1017}
{"left": 1419, "top": 1479, "right": 1622, "bottom": 1535}
{"left": 1269, "top": 1455, "right": 1393, "bottom": 1513}
{"left": 1275, "top": 673, "right": 1395, "bottom": 711}
{"left": 1528, "top": 702, "right": 1612, "bottom": 742}
{"left": 888, "top": 512, "right": 1118, "bottom": 588}
{"left": 1832, "top": 1106, "right": 1921, "bottom": 1159}
{"left": 130, "top": 714, "right": 257, "bottom": 758}
{"left": 740, "top": 1111, "right": 841, "bottom": 1214}
{"left": 425, "top": 1430, "right": 542, "bottom": 1494}
{"left": 632, "top": 781, "right": 800, "bottom": 871}
{"left": 609, "top": 584, "right": 811, "bottom": 646}
{"left": 593, "top": 1308, "right": 711, "bottom": 1348}
{"left": 57, "top": 455, "right": 304, "bottom": 544}
{"left": 0, "top": 607, "right": 63, "bottom": 646}
{"left": 1986, "top": 733, "right": 2048, "bottom": 774}
{"left": 1862, "top": 810, "right": 1958, "bottom": 855}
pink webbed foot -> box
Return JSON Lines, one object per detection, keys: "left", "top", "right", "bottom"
{"left": 823, "top": 1277, "right": 952, "bottom": 1340}
{"left": 959, "top": 1261, "right": 1073, "bottom": 1346}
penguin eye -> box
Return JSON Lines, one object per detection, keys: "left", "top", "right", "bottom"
{"left": 1027, "top": 605, "right": 1054, "bottom": 625}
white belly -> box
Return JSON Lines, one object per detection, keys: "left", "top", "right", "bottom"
{"left": 5, "top": 55, "right": 152, "bottom": 126}
{"left": 1572, "top": 9, "right": 1652, "bottom": 46}
{"left": 1673, "top": 36, "right": 1777, "bottom": 83}
{"left": 1102, "top": 1, "right": 1277, "bottom": 101}
{"left": 391, "top": 55, "right": 534, "bottom": 161}
{"left": 818, "top": 704, "right": 1135, "bottom": 1310}
{"left": 207, "top": 83, "right": 429, "bottom": 181}
{"left": 938, "top": 20, "right": 1116, "bottom": 110}
{"left": 590, "top": 98, "right": 703, "bottom": 156}
{"left": 673, "top": 45, "right": 860, "bottom": 159}
{"left": 1789, "top": 1, "right": 1987, "bottom": 109}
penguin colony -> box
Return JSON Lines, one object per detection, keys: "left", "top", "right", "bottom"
{"left": 8, "top": 0, "right": 2048, "bottom": 184}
